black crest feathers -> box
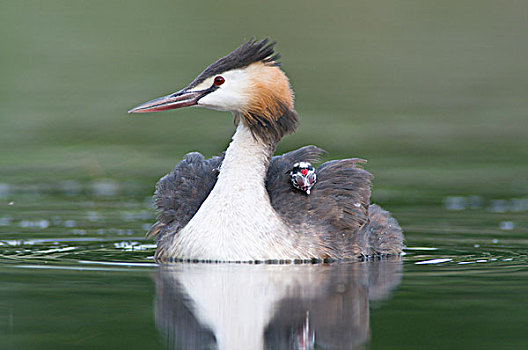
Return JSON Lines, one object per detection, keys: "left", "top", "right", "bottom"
{"left": 188, "top": 38, "right": 280, "bottom": 89}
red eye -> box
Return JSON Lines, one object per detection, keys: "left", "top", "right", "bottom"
{"left": 214, "top": 76, "right": 225, "bottom": 86}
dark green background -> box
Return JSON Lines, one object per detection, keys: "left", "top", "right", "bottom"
{"left": 1, "top": 1, "right": 527, "bottom": 349}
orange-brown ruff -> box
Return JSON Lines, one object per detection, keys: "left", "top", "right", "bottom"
{"left": 241, "top": 62, "right": 295, "bottom": 139}
{"left": 129, "top": 38, "right": 404, "bottom": 262}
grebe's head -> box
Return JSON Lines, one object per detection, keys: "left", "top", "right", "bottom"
{"left": 290, "top": 162, "right": 317, "bottom": 195}
{"left": 129, "top": 38, "right": 298, "bottom": 143}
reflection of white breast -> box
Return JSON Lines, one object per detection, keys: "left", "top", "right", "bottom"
{"left": 154, "top": 260, "right": 402, "bottom": 350}
{"left": 176, "top": 264, "right": 322, "bottom": 350}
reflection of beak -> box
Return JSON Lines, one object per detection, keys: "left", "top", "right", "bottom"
{"left": 128, "top": 89, "right": 206, "bottom": 113}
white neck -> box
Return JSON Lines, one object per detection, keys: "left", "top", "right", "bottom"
{"left": 217, "top": 121, "right": 273, "bottom": 193}
{"left": 169, "top": 122, "right": 302, "bottom": 261}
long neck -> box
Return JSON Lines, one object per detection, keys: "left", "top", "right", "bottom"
{"left": 174, "top": 120, "right": 289, "bottom": 261}
{"left": 217, "top": 120, "right": 275, "bottom": 190}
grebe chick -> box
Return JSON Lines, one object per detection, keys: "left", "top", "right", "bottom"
{"left": 290, "top": 162, "right": 317, "bottom": 194}
{"left": 129, "top": 38, "right": 404, "bottom": 262}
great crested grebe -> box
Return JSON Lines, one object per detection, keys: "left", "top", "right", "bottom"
{"left": 129, "top": 38, "right": 404, "bottom": 262}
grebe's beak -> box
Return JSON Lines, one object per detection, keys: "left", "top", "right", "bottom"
{"left": 128, "top": 88, "right": 207, "bottom": 114}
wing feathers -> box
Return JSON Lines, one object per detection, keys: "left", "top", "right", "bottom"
{"left": 148, "top": 146, "right": 402, "bottom": 259}
{"left": 148, "top": 152, "right": 224, "bottom": 240}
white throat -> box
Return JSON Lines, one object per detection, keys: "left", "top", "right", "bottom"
{"left": 169, "top": 122, "right": 301, "bottom": 261}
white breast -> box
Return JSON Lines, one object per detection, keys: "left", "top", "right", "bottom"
{"left": 167, "top": 123, "right": 307, "bottom": 261}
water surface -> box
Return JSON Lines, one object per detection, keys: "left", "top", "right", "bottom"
{"left": 1, "top": 0, "right": 528, "bottom": 349}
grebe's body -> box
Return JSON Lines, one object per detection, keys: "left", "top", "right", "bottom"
{"left": 129, "top": 39, "right": 403, "bottom": 262}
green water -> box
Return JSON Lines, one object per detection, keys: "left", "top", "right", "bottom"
{"left": 1, "top": 0, "right": 527, "bottom": 349}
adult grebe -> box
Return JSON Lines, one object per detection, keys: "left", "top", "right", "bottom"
{"left": 129, "top": 38, "right": 404, "bottom": 262}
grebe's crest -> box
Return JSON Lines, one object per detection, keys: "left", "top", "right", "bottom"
{"left": 190, "top": 38, "right": 298, "bottom": 144}
{"left": 187, "top": 38, "right": 280, "bottom": 90}
{"left": 290, "top": 162, "right": 317, "bottom": 194}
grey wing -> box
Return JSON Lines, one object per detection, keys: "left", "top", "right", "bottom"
{"left": 148, "top": 152, "right": 225, "bottom": 242}
{"left": 267, "top": 150, "right": 374, "bottom": 258}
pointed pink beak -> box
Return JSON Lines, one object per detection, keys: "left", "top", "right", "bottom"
{"left": 128, "top": 89, "right": 204, "bottom": 114}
